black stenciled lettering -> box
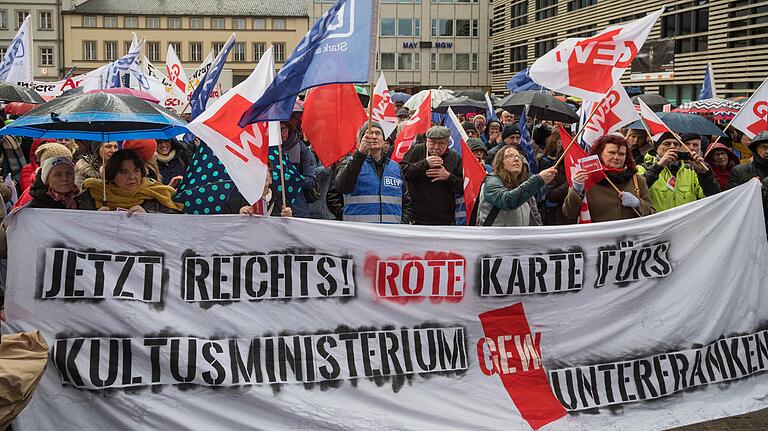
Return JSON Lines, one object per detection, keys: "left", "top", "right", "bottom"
{"left": 89, "top": 339, "right": 120, "bottom": 388}
{"left": 360, "top": 332, "right": 379, "bottom": 377}
{"left": 113, "top": 255, "right": 136, "bottom": 299}
{"left": 379, "top": 332, "right": 401, "bottom": 375}
{"left": 212, "top": 257, "right": 230, "bottom": 300}
{"left": 651, "top": 243, "right": 671, "bottom": 276}
{"left": 438, "top": 328, "right": 464, "bottom": 370}
{"left": 339, "top": 333, "right": 359, "bottom": 378}
{"left": 742, "top": 335, "right": 756, "bottom": 374}
{"left": 201, "top": 341, "right": 226, "bottom": 385}
{"left": 668, "top": 353, "right": 690, "bottom": 391}
{"left": 87, "top": 253, "right": 112, "bottom": 297}
{"left": 529, "top": 256, "right": 548, "bottom": 293}
{"left": 549, "top": 254, "right": 565, "bottom": 291}
{"left": 64, "top": 250, "right": 84, "bottom": 297}
{"left": 46, "top": 249, "right": 66, "bottom": 298}
{"left": 317, "top": 336, "right": 340, "bottom": 380}
{"left": 185, "top": 257, "right": 209, "bottom": 301}
{"left": 229, "top": 339, "right": 262, "bottom": 384}
{"left": 704, "top": 342, "right": 728, "bottom": 381}
{"left": 568, "top": 253, "right": 582, "bottom": 290}
{"left": 551, "top": 369, "right": 578, "bottom": 410}
{"left": 138, "top": 256, "right": 161, "bottom": 301}
{"left": 278, "top": 336, "right": 304, "bottom": 382}
{"left": 632, "top": 247, "right": 653, "bottom": 281}
{"left": 652, "top": 354, "right": 668, "bottom": 396}
{"left": 121, "top": 339, "right": 140, "bottom": 385}
{"left": 170, "top": 338, "right": 197, "bottom": 383}
{"left": 65, "top": 338, "right": 85, "bottom": 387}
{"left": 509, "top": 258, "right": 525, "bottom": 294}
{"left": 481, "top": 258, "right": 502, "bottom": 296}
{"left": 144, "top": 338, "right": 168, "bottom": 384}
{"left": 755, "top": 331, "right": 768, "bottom": 371}
{"left": 54, "top": 339, "right": 69, "bottom": 382}
{"left": 231, "top": 256, "right": 241, "bottom": 299}
{"left": 303, "top": 336, "right": 316, "bottom": 381}
{"left": 294, "top": 255, "right": 313, "bottom": 297}
{"left": 264, "top": 338, "right": 277, "bottom": 383}
{"left": 575, "top": 367, "right": 600, "bottom": 408}
{"left": 316, "top": 257, "right": 338, "bottom": 296}
{"left": 596, "top": 250, "right": 615, "bottom": 287}
{"left": 244, "top": 256, "right": 268, "bottom": 298}
{"left": 414, "top": 329, "right": 437, "bottom": 372}
{"left": 633, "top": 359, "right": 658, "bottom": 400}
{"left": 597, "top": 363, "right": 616, "bottom": 404}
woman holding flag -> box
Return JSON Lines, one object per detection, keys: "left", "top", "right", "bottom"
{"left": 563, "top": 135, "right": 655, "bottom": 222}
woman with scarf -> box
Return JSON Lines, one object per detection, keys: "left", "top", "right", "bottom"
{"left": 78, "top": 149, "right": 183, "bottom": 215}
{"left": 563, "top": 135, "right": 655, "bottom": 222}
{"left": 26, "top": 156, "right": 81, "bottom": 209}
{"left": 279, "top": 121, "right": 316, "bottom": 218}
{"left": 155, "top": 139, "right": 190, "bottom": 186}
{"left": 74, "top": 141, "right": 118, "bottom": 189}
{"left": 705, "top": 142, "right": 739, "bottom": 191}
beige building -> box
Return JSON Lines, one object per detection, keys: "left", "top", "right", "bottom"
{"left": 0, "top": 0, "right": 63, "bottom": 79}
{"left": 62, "top": 0, "right": 309, "bottom": 87}
{"left": 308, "top": 0, "right": 493, "bottom": 93}
{"left": 491, "top": 0, "right": 768, "bottom": 104}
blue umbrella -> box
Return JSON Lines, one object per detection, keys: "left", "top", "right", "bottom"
{"left": 0, "top": 92, "right": 187, "bottom": 142}
{"left": 627, "top": 112, "right": 726, "bottom": 137}
{"left": 390, "top": 92, "right": 411, "bottom": 103}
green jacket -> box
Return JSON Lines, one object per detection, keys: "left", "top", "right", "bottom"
{"left": 638, "top": 153, "right": 720, "bottom": 212}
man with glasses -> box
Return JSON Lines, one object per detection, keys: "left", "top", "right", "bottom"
{"left": 400, "top": 126, "right": 464, "bottom": 225}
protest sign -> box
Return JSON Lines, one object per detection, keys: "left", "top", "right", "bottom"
{"left": 4, "top": 182, "right": 768, "bottom": 430}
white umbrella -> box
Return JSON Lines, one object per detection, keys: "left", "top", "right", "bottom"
{"left": 403, "top": 89, "right": 454, "bottom": 110}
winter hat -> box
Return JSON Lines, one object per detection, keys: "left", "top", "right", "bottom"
{"left": 41, "top": 156, "right": 74, "bottom": 185}
{"left": 473, "top": 114, "right": 487, "bottom": 123}
{"left": 122, "top": 139, "right": 157, "bottom": 162}
{"left": 35, "top": 142, "right": 73, "bottom": 164}
{"left": 30, "top": 139, "right": 57, "bottom": 162}
{"left": 358, "top": 122, "right": 383, "bottom": 140}
{"left": 467, "top": 138, "right": 486, "bottom": 153}
{"left": 654, "top": 132, "right": 676, "bottom": 148}
{"left": 396, "top": 108, "right": 410, "bottom": 118}
{"left": 501, "top": 124, "right": 520, "bottom": 141}
{"left": 750, "top": 131, "right": 768, "bottom": 153}
{"left": 462, "top": 122, "right": 478, "bottom": 133}
{"left": 680, "top": 133, "right": 700, "bottom": 142}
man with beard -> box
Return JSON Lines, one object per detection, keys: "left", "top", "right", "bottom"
{"left": 400, "top": 126, "right": 464, "bottom": 225}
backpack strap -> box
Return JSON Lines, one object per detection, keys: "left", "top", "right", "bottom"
{"left": 482, "top": 206, "right": 502, "bottom": 226}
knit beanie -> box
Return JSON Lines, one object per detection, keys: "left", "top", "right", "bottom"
{"left": 123, "top": 139, "right": 158, "bottom": 162}
{"left": 35, "top": 142, "right": 73, "bottom": 163}
{"left": 41, "top": 156, "right": 74, "bottom": 185}
{"left": 358, "top": 122, "right": 384, "bottom": 140}
{"left": 501, "top": 124, "right": 520, "bottom": 140}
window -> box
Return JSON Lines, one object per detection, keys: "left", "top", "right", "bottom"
{"left": 274, "top": 43, "right": 286, "bottom": 62}
{"left": 397, "top": 52, "right": 418, "bottom": 70}
{"left": 147, "top": 42, "right": 160, "bottom": 62}
{"left": 381, "top": 18, "right": 395, "bottom": 36}
{"left": 253, "top": 18, "right": 266, "bottom": 29}
{"left": 168, "top": 17, "right": 182, "bottom": 29}
{"left": 535, "top": 38, "right": 557, "bottom": 57}
{"left": 0, "top": 48, "right": 6, "bottom": 59}
{"left": 567, "top": 0, "right": 597, "bottom": 11}
{"left": 233, "top": 42, "right": 245, "bottom": 62}
{"left": 455, "top": 53, "right": 470, "bottom": 70}
{"left": 253, "top": 42, "right": 265, "bottom": 61}
{"left": 124, "top": 41, "right": 132, "bottom": 55}
{"left": 726, "top": 3, "right": 768, "bottom": 48}
{"left": 190, "top": 18, "right": 203, "bottom": 29}
{"left": 233, "top": 18, "right": 246, "bottom": 30}
{"left": 510, "top": 1, "right": 528, "bottom": 28}
{"left": 661, "top": 5, "right": 709, "bottom": 53}
{"left": 439, "top": 53, "right": 453, "bottom": 70}
{"left": 570, "top": 24, "right": 597, "bottom": 37}
{"left": 397, "top": 18, "right": 420, "bottom": 36}
{"left": 147, "top": 17, "right": 160, "bottom": 29}
{"left": 104, "top": 41, "right": 117, "bottom": 61}
{"left": 212, "top": 18, "right": 225, "bottom": 29}
{"left": 83, "top": 41, "right": 96, "bottom": 60}
{"left": 380, "top": 53, "right": 395, "bottom": 69}
{"left": 535, "top": 0, "right": 558, "bottom": 20}
{"left": 39, "top": 11, "right": 53, "bottom": 29}
{"left": 83, "top": 15, "right": 96, "bottom": 28}
{"left": 431, "top": 19, "right": 453, "bottom": 37}
{"left": 99, "top": 16, "right": 115, "bottom": 28}
{"left": 190, "top": 42, "right": 203, "bottom": 62}
{"left": 272, "top": 18, "right": 286, "bottom": 30}
{"left": 15, "top": 11, "right": 29, "bottom": 29}
{"left": 456, "top": 19, "right": 477, "bottom": 37}
{"left": 0, "top": 10, "right": 6, "bottom": 29}
{"left": 124, "top": 16, "right": 138, "bottom": 28}
{"left": 169, "top": 42, "right": 181, "bottom": 58}
{"left": 509, "top": 42, "right": 528, "bottom": 73}
{"left": 212, "top": 42, "right": 224, "bottom": 56}
{"left": 40, "top": 47, "right": 53, "bottom": 66}
{"left": 471, "top": 53, "right": 478, "bottom": 70}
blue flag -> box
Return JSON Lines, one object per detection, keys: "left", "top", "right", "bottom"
{"left": 506, "top": 68, "right": 544, "bottom": 93}
{"left": 445, "top": 110, "right": 467, "bottom": 225}
{"left": 238, "top": 0, "right": 375, "bottom": 125}
{"left": 190, "top": 34, "right": 236, "bottom": 120}
{"left": 485, "top": 92, "right": 498, "bottom": 122}
{"left": 519, "top": 105, "right": 538, "bottom": 174}
{"left": 698, "top": 63, "right": 716, "bottom": 100}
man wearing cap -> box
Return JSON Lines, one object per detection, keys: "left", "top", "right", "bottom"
{"left": 638, "top": 132, "right": 719, "bottom": 212}
{"left": 467, "top": 138, "right": 492, "bottom": 173}
{"left": 331, "top": 123, "right": 411, "bottom": 224}
{"left": 462, "top": 122, "right": 480, "bottom": 140}
{"left": 400, "top": 125, "right": 464, "bottom": 225}
{"left": 487, "top": 124, "right": 521, "bottom": 163}
{"left": 728, "top": 131, "right": 768, "bottom": 235}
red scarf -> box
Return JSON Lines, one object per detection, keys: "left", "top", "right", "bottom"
{"left": 46, "top": 187, "right": 80, "bottom": 209}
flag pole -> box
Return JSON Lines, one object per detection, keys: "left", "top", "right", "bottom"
{"left": 366, "top": 82, "right": 374, "bottom": 156}
{"left": 277, "top": 139, "right": 288, "bottom": 209}
{"left": 554, "top": 97, "right": 605, "bottom": 167}
{"left": 603, "top": 177, "right": 643, "bottom": 217}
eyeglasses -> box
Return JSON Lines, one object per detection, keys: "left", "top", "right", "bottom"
{"left": 504, "top": 154, "right": 522, "bottom": 161}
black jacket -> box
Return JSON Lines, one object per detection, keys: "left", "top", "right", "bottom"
{"left": 400, "top": 143, "right": 464, "bottom": 225}
{"left": 728, "top": 157, "right": 768, "bottom": 236}
{"left": 330, "top": 150, "right": 412, "bottom": 224}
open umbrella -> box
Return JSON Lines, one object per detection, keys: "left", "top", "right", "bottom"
{"left": 631, "top": 94, "right": 670, "bottom": 112}
{"left": 61, "top": 86, "right": 84, "bottom": 97}
{"left": 433, "top": 96, "right": 487, "bottom": 114}
{"left": 404, "top": 89, "right": 454, "bottom": 110}
{"left": 497, "top": 90, "right": 579, "bottom": 123}
{"left": 390, "top": 92, "right": 411, "bottom": 103}
{"left": 627, "top": 112, "right": 726, "bottom": 137}
{"left": 674, "top": 98, "right": 743, "bottom": 121}
{"left": 3, "top": 102, "right": 36, "bottom": 116}
{"left": 454, "top": 89, "right": 486, "bottom": 101}
{"left": 0, "top": 92, "right": 187, "bottom": 142}
{"left": 0, "top": 82, "right": 45, "bottom": 104}
{"left": 87, "top": 88, "right": 161, "bottom": 104}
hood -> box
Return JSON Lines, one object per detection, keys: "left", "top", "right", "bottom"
{"left": 704, "top": 142, "right": 739, "bottom": 166}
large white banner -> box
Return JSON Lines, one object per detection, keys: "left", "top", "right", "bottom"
{"left": 4, "top": 181, "right": 768, "bottom": 431}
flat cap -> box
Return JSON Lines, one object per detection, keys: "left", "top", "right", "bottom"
{"left": 426, "top": 126, "right": 451, "bottom": 139}
{"left": 396, "top": 108, "right": 410, "bottom": 118}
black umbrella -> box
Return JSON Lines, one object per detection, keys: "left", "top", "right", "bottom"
{"left": 627, "top": 112, "right": 726, "bottom": 138}
{"left": 497, "top": 90, "right": 579, "bottom": 123}
{"left": 454, "top": 89, "right": 486, "bottom": 102}
{"left": 433, "top": 96, "right": 487, "bottom": 114}
{"left": 0, "top": 82, "right": 45, "bottom": 104}
{"left": 60, "top": 86, "right": 84, "bottom": 97}
{"left": 631, "top": 94, "right": 671, "bottom": 112}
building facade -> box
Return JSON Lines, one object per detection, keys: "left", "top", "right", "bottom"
{"left": 308, "top": 0, "right": 493, "bottom": 93}
{"left": 0, "top": 0, "right": 64, "bottom": 79}
{"left": 491, "top": 0, "right": 768, "bottom": 104}
{"left": 62, "top": 0, "right": 309, "bottom": 87}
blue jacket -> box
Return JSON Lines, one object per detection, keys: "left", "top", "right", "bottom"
{"left": 343, "top": 156, "right": 403, "bottom": 223}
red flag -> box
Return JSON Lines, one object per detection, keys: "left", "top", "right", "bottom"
{"left": 460, "top": 138, "right": 487, "bottom": 224}
{"left": 560, "top": 126, "right": 606, "bottom": 224}
{"left": 303, "top": 84, "right": 368, "bottom": 167}
{"left": 637, "top": 99, "right": 672, "bottom": 138}
{"left": 391, "top": 92, "right": 431, "bottom": 162}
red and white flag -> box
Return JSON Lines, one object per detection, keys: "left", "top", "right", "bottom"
{"left": 391, "top": 91, "right": 431, "bottom": 162}
{"left": 730, "top": 77, "right": 768, "bottom": 139}
{"left": 187, "top": 47, "right": 279, "bottom": 206}
{"left": 561, "top": 126, "right": 606, "bottom": 224}
{"left": 371, "top": 73, "right": 398, "bottom": 139}
{"left": 637, "top": 98, "right": 672, "bottom": 140}
{"left": 581, "top": 83, "right": 642, "bottom": 148}
{"left": 166, "top": 44, "right": 189, "bottom": 95}
{"left": 447, "top": 108, "right": 487, "bottom": 224}
{"left": 303, "top": 83, "right": 368, "bottom": 167}
{"left": 529, "top": 8, "right": 664, "bottom": 101}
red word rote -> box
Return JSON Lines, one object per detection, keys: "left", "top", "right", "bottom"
{"left": 375, "top": 259, "right": 464, "bottom": 298}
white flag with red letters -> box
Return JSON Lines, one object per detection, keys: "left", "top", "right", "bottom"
{"left": 187, "top": 47, "right": 279, "bottom": 206}
{"left": 529, "top": 8, "right": 664, "bottom": 101}
{"left": 730, "top": 77, "right": 768, "bottom": 139}
{"left": 371, "top": 73, "right": 398, "bottom": 139}
{"left": 166, "top": 44, "right": 190, "bottom": 96}
{"left": 581, "top": 83, "right": 642, "bottom": 148}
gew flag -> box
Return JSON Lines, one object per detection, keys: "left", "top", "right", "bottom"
{"left": 238, "top": 0, "right": 376, "bottom": 124}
